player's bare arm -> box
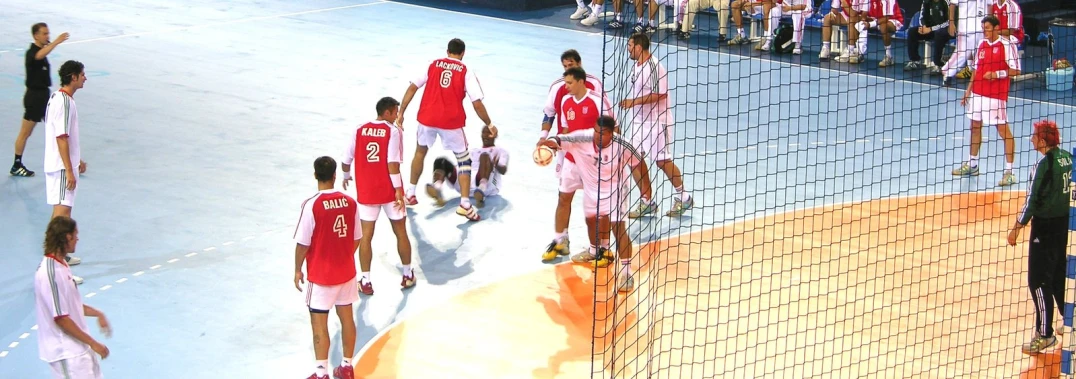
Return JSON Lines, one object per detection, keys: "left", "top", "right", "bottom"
{"left": 83, "top": 305, "right": 112, "bottom": 337}
{"left": 389, "top": 161, "right": 406, "bottom": 211}
{"left": 472, "top": 100, "right": 497, "bottom": 137}
{"left": 397, "top": 83, "right": 420, "bottom": 128}
{"left": 341, "top": 163, "right": 353, "bottom": 190}
{"left": 54, "top": 315, "right": 109, "bottom": 359}
{"left": 56, "top": 136, "right": 76, "bottom": 190}
{"left": 294, "top": 243, "right": 309, "bottom": 291}
{"left": 35, "top": 32, "right": 69, "bottom": 60}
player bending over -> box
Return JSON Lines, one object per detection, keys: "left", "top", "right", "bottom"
{"left": 293, "top": 156, "right": 361, "bottom": 379}
{"left": 342, "top": 97, "right": 415, "bottom": 296}
{"left": 539, "top": 116, "right": 653, "bottom": 292}
{"left": 430, "top": 126, "right": 508, "bottom": 209}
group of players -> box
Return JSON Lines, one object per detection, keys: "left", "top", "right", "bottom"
{"left": 289, "top": 33, "right": 693, "bottom": 379}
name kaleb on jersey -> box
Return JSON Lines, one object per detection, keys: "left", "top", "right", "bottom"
{"left": 361, "top": 128, "right": 386, "bottom": 138}
{"left": 323, "top": 198, "right": 349, "bottom": 210}
{"left": 435, "top": 61, "right": 464, "bottom": 72}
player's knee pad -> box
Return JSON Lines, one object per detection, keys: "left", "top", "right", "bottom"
{"left": 455, "top": 151, "right": 472, "bottom": 176}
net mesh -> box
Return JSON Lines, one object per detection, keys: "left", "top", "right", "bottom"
{"left": 592, "top": 2, "right": 1076, "bottom": 378}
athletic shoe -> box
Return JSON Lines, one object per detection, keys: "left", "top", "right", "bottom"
{"left": 306, "top": 374, "right": 328, "bottom": 379}
{"left": 951, "top": 163, "right": 980, "bottom": 176}
{"left": 818, "top": 46, "right": 831, "bottom": 60}
{"left": 628, "top": 200, "right": 658, "bottom": 218}
{"left": 333, "top": 365, "right": 354, "bottom": 379}
{"left": 1022, "top": 335, "right": 1057, "bottom": 354}
{"left": 728, "top": 35, "right": 750, "bottom": 45}
{"left": 581, "top": 13, "right": 600, "bottom": 27}
{"left": 358, "top": 278, "right": 374, "bottom": 296}
{"left": 570, "top": 248, "right": 597, "bottom": 264}
{"left": 677, "top": 31, "right": 691, "bottom": 40}
{"left": 756, "top": 39, "right": 771, "bottom": 51}
{"left": 632, "top": 23, "right": 645, "bottom": 34}
{"left": 607, "top": 20, "right": 624, "bottom": 29}
{"left": 645, "top": 25, "right": 657, "bottom": 34}
{"left": 929, "top": 66, "right": 942, "bottom": 76}
{"left": 792, "top": 47, "right": 802, "bottom": 55}
{"left": 617, "top": 274, "right": 634, "bottom": 293}
{"left": 9, "top": 164, "right": 34, "bottom": 177}
{"left": 848, "top": 53, "right": 863, "bottom": 64}
{"left": 400, "top": 271, "right": 416, "bottom": 289}
{"left": 542, "top": 239, "right": 570, "bottom": 262}
{"left": 956, "top": 66, "right": 974, "bottom": 79}
{"left": 569, "top": 6, "right": 590, "bottom": 20}
{"left": 425, "top": 184, "right": 445, "bottom": 207}
{"left": 66, "top": 256, "right": 81, "bottom": 266}
{"left": 998, "top": 171, "right": 1018, "bottom": 187}
{"left": 666, "top": 196, "right": 694, "bottom": 217}
{"left": 473, "top": 189, "right": 486, "bottom": 208}
{"left": 592, "top": 248, "right": 614, "bottom": 269}
{"left": 878, "top": 55, "right": 895, "bottom": 67}
{"left": 456, "top": 204, "right": 480, "bottom": 221}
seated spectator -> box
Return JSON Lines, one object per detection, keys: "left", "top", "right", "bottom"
{"left": 727, "top": 0, "right": 777, "bottom": 47}
{"left": 853, "top": 0, "right": 904, "bottom": 66}
{"left": 632, "top": 0, "right": 688, "bottom": 34}
{"left": 778, "top": 0, "right": 814, "bottom": 54}
{"left": 678, "top": 0, "right": 731, "bottom": 42}
{"left": 905, "top": 0, "right": 951, "bottom": 74}
{"left": 819, "top": 0, "right": 869, "bottom": 61}
{"left": 580, "top": 0, "right": 624, "bottom": 27}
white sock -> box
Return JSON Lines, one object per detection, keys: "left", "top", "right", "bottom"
{"left": 316, "top": 360, "right": 329, "bottom": 376}
{"left": 576, "top": 0, "right": 585, "bottom": 7}
{"left": 362, "top": 272, "right": 370, "bottom": 281}
{"left": 590, "top": 245, "right": 598, "bottom": 256}
{"left": 433, "top": 180, "right": 443, "bottom": 190}
{"left": 676, "top": 186, "right": 690, "bottom": 202}
{"left": 342, "top": 357, "right": 352, "bottom": 367}
{"left": 969, "top": 156, "right": 979, "bottom": 167}
{"left": 650, "top": 19, "right": 657, "bottom": 27}
{"left": 857, "top": 37, "right": 867, "bottom": 56}
{"left": 885, "top": 45, "right": 892, "bottom": 57}
{"left": 591, "top": 3, "right": 603, "bottom": 14}
{"left": 737, "top": 28, "right": 745, "bottom": 37}
{"left": 402, "top": 265, "right": 412, "bottom": 276}
{"left": 554, "top": 231, "right": 567, "bottom": 243}
{"left": 615, "top": 13, "right": 622, "bottom": 21}
{"left": 637, "top": 17, "right": 644, "bottom": 24}
{"left": 600, "top": 239, "right": 610, "bottom": 249}
{"left": 406, "top": 184, "right": 416, "bottom": 197}
{"left": 461, "top": 197, "right": 472, "bottom": 208}
{"left": 621, "top": 260, "right": 631, "bottom": 276}
{"left": 1006, "top": 162, "right": 1013, "bottom": 171}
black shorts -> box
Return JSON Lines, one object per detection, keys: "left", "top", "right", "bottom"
{"left": 23, "top": 88, "right": 49, "bottom": 123}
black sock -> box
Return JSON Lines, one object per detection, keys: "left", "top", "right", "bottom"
{"left": 13, "top": 155, "right": 21, "bottom": 165}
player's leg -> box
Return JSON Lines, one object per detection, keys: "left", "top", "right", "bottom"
{"left": 729, "top": 0, "right": 751, "bottom": 44}
{"left": 954, "top": 96, "right": 984, "bottom": 177}
{"left": 1024, "top": 219, "right": 1061, "bottom": 354}
{"left": 46, "top": 169, "right": 83, "bottom": 273}
{"left": 819, "top": 12, "right": 848, "bottom": 59}
{"left": 1048, "top": 217, "right": 1069, "bottom": 324}
{"left": 611, "top": 220, "right": 635, "bottom": 292}
{"left": 790, "top": 8, "right": 807, "bottom": 54}
{"left": 993, "top": 98, "right": 1017, "bottom": 185}
{"left": 581, "top": 0, "right": 606, "bottom": 26}
{"left": 330, "top": 278, "right": 359, "bottom": 379}
{"left": 441, "top": 129, "right": 479, "bottom": 221}
{"left": 407, "top": 124, "right": 438, "bottom": 205}
{"left": 570, "top": 190, "right": 602, "bottom": 264}
{"left": 627, "top": 125, "right": 660, "bottom": 218}
{"left": 678, "top": 0, "right": 702, "bottom": 39}
{"left": 570, "top": 0, "right": 591, "bottom": 19}
{"left": 471, "top": 152, "right": 494, "bottom": 208}
{"left": 757, "top": 2, "right": 781, "bottom": 50}
{"left": 428, "top": 157, "right": 456, "bottom": 207}
{"left": 12, "top": 88, "right": 47, "bottom": 176}
{"left": 875, "top": 20, "right": 899, "bottom": 67}
{"left": 12, "top": 120, "right": 37, "bottom": 176}
{"left": 386, "top": 203, "right": 416, "bottom": 289}
{"left": 307, "top": 282, "right": 335, "bottom": 379}
{"left": 545, "top": 160, "right": 583, "bottom": 261}
{"left": 358, "top": 206, "right": 379, "bottom": 295}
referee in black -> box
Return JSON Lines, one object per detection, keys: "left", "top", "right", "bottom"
{"left": 10, "top": 23, "right": 68, "bottom": 177}
{"left": 1008, "top": 119, "right": 1074, "bottom": 355}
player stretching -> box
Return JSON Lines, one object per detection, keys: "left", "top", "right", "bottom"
{"left": 398, "top": 38, "right": 496, "bottom": 222}
{"left": 953, "top": 15, "right": 1020, "bottom": 186}
{"left": 45, "top": 61, "right": 89, "bottom": 284}
{"left": 431, "top": 126, "right": 508, "bottom": 208}
{"left": 342, "top": 97, "right": 415, "bottom": 295}
{"left": 293, "top": 156, "right": 361, "bottom": 379}
{"left": 621, "top": 33, "right": 693, "bottom": 218}
{"left": 12, "top": 23, "right": 68, "bottom": 177}
{"left": 541, "top": 67, "right": 615, "bottom": 262}
{"left": 540, "top": 116, "right": 652, "bottom": 292}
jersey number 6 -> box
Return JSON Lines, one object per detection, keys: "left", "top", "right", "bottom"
{"left": 439, "top": 70, "right": 453, "bottom": 88}
{"left": 333, "top": 214, "right": 348, "bottom": 237}
{"left": 366, "top": 142, "right": 380, "bottom": 163}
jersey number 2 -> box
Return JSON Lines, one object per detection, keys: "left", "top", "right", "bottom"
{"left": 366, "top": 142, "right": 380, "bottom": 163}
{"left": 333, "top": 214, "right": 348, "bottom": 238}
{"left": 439, "top": 70, "right": 453, "bottom": 88}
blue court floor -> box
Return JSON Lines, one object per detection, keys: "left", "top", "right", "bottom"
{"left": 0, "top": 1, "right": 1073, "bottom": 378}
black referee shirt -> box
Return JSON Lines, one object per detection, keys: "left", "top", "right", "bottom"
{"left": 25, "top": 43, "right": 50, "bottom": 89}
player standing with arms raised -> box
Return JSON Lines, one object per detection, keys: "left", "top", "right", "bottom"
{"left": 541, "top": 67, "right": 615, "bottom": 262}
{"left": 342, "top": 97, "right": 415, "bottom": 295}
{"left": 11, "top": 23, "right": 68, "bottom": 177}
{"left": 620, "top": 33, "right": 693, "bottom": 218}
{"left": 293, "top": 156, "right": 362, "bottom": 379}
{"left": 398, "top": 38, "right": 496, "bottom": 222}
{"left": 953, "top": 15, "right": 1020, "bottom": 186}
{"left": 34, "top": 216, "right": 111, "bottom": 379}
{"left": 539, "top": 116, "right": 653, "bottom": 292}
{"left": 1006, "top": 119, "right": 1072, "bottom": 354}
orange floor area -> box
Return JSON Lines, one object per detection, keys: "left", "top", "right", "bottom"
{"left": 356, "top": 192, "right": 1066, "bottom": 378}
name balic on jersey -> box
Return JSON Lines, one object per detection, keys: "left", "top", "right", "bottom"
{"left": 361, "top": 128, "right": 386, "bottom": 138}
{"left": 323, "top": 198, "right": 349, "bottom": 210}
{"left": 435, "top": 61, "right": 464, "bottom": 72}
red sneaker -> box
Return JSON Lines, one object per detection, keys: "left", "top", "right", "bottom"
{"left": 401, "top": 271, "right": 416, "bottom": 289}
{"left": 333, "top": 365, "right": 354, "bottom": 379}
{"left": 306, "top": 374, "right": 328, "bottom": 379}
{"left": 358, "top": 278, "right": 374, "bottom": 296}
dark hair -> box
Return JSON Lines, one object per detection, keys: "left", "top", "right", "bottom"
{"left": 1034, "top": 119, "right": 1061, "bottom": 147}
{"left": 982, "top": 15, "right": 1001, "bottom": 28}
{"left": 44, "top": 216, "right": 77, "bottom": 255}
{"left": 314, "top": 156, "right": 336, "bottom": 182}
{"left": 447, "top": 38, "right": 466, "bottom": 55}
{"left": 629, "top": 33, "right": 650, "bottom": 52}
{"left": 563, "top": 67, "right": 587, "bottom": 81}
{"left": 597, "top": 115, "right": 616, "bottom": 130}
{"left": 376, "top": 96, "right": 400, "bottom": 116}
{"left": 561, "top": 49, "right": 582, "bottom": 64}
{"left": 32, "top": 23, "right": 48, "bottom": 35}
{"left": 59, "top": 60, "right": 84, "bottom": 86}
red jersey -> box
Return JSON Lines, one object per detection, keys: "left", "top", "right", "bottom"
{"left": 294, "top": 190, "right": 360, "bottom": 285}
{"left": 972, "top": 37, "right": 1021, "bottom": 100}
{"left": 992, "top": 0, "right": 1024, "bottom": 43}
{"left": 558, "top": 89, "right": 614, "bottom": 163}
{"left": 414, "top": 57, "right": 484, "bottom": 130}
{"left": 343, "top": 120, "right": 403, "bottom": 205}
{"left": 868, "top": 0, "right": 903, "bottom": 23}
{"left": 543, "top": 73, "right": 603, "bottom": 132}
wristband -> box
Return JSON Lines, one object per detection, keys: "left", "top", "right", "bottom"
{"left": 995, "top": 70, "right": 1008, "bottom": 79}
{"left": 343, "top": 171, "right": 352, "bottom": 181}
{"left": 540, "top": 130, "right": 550, "bottom": 140}
{"left": 391, "top": 173, "right": 403, "bottom": 188}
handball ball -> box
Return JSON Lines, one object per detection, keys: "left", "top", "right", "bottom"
{"left": 533, "top": 146, "right": 554, "bottom": 166}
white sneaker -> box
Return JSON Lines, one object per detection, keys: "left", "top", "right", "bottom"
{"left": 72, "top": 275, "right": 84, "bottom": 285}
{"left": 792, "top": 47, "right": 802, "bottom": 55}
{"left": 580, "top": 13, "right": 599, "bottom": 26}
{"left": 818, "top": 47, "right": 830, "bottom": 59}
{"left": 67, "top": 256, "right": 81, "bottom": 266}
{"left": 569, "top": 6, "right": 589, "bottom": 20}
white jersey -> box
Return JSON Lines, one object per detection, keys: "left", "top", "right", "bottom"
{"left": 470, "top": 146, "right": 509, "bottom": 191}
{"left": 628, "top": 55, "right": 671, "bottom": 127}
{"left": 553, "top": 130, "right": 644, "bottom": 200}
{"left": 955, "top": 0, "right": 994, "bottom": 33}
{"left": 34, "top": 256, "right": 91, "bottom": 363}
{"left": 44, "top": 90, "right": 80, "bottom": 173}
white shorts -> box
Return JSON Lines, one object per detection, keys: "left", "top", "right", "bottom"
{"left": 966, "top": 94, "right": 1008, "bottom": 125}
{"left": 630, "top": 122, "right": 671, "bottom": 162}
{"left": 416, "top": 123, "right": 468, "bottom": 154}
{"left": 557, "top": 156, "right": 584, "bottom": 194}
{"left": 880, "top": 20, "right": 903, "bottom": 32}
{"left": 583, "top": 186, "right": 629, "bottom": 222}
{"left": 46, "top": 169, "right": 77, "bottom": 207}
{"left": 48, "top": 350, "right": 102, "bottom": 379}
{"left": 305, "top": 277, "right": 359, "bottom": 312}
{"left": 358, "top": 202, "right": 405, "bottom": 222}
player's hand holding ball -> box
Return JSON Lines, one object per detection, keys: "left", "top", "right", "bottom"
{"left": 533, "top": 139, "right": 557, "bottom": 167}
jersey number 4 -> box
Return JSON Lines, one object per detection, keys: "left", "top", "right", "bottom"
{"left": 366, "top": 142, "right": 380, "bottom": 163}
{"left": 333, "top": 214, "right": 348, "bottom": 238}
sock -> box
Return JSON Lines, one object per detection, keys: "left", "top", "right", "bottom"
{"left": 402, "top": 265, "right": 412, "bottom": 276}
{"left": 969, "top": 156, "right": 979, "bottom": 167}
{"left": 461, "top": 197, "right": 472, "bottom": 208}
{"left": 822, "top": 41, "right": 831, "bottom": 50}
{"left": 554, "top": 231, "right": 567, "bottom": 243}
{"left": 737, "top": 28, "right": 745, "bottom": 37}
{"left": 342, "top": 357, "right": 352, "bottom": 367}
{"left": 590, "top": 245, "right": 598, "bottom": 256}
{"left": 857, "top": 37, "right": 867, "bottom": 56}
{"left": 406, "top": 184, "right": 416, "bottom": 197}
{"left": 676, "top": 186, "right": 690, "bottom": 202}
{"left": 592, "top": 4, "right": 604, "bottom": 14}
{"left": 885, "top": 45, "right": 892, "bottom": 57}
{"left": 13, "top": 154, "right": 21, "bottom": 164}
{"left": 316, "top": 360, "right": 329, "bottom": 376}
{"left": 637, "top": 17, "right": 644, "bottom": 24}
{"left": 621, "top": 259, "right": 631, "bottom": 276}
{"left": 650, "top": 19, "right": 657, "bottom": 27}
{"left": 433, "top": 180, "right": 443, "bottom": 190}
{"left": 600, "top": 239, "right": 610, "bottom": 249}
{"left": 615, "top": 13, "right": 622, "bottom": 22}
{"left": 362, "top": 272, "right": 370, "bottom": 281}
{"left": 1006, "top": 162, "right": 1013, "bottom": 171}
{"left": 478, "top": 178, "right": 489, "bottom": 191}
{"left": 576, "top": 0, "right": 585, "bottom": 7}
